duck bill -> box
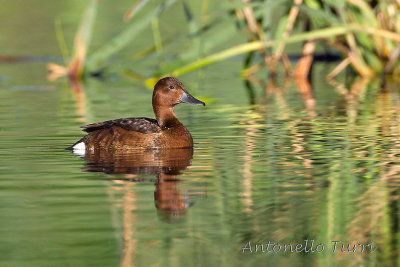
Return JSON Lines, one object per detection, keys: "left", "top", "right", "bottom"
{"left": 179, "top": 91, "right": 205, "bottom": 106}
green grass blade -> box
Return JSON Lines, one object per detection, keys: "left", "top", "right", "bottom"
{"left": 78, "top": 0, "right": 97, "bottom": 52}
{"left": 69, "top": 0, "right": 97, "bottom": 79}
{"left": 54, "top": 18, "right": 70, "bottom": 65}
{"left": 300, "top": 5, "right": 340, "bottom": 26}
{"left": 151, "top": 17, "right": 163, "bottom": 53}
{"left": 124, "top": 0, "right": 152, "bottom": 21}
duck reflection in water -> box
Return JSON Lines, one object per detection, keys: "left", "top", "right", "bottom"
{"left": 78, "top": 147, "right": 194, "bottom": 222}
{"left": 68, "top": 77, "right": 205, "bottom": 222}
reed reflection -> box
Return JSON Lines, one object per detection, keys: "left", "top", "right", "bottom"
{"left": 79, "top": 147, "right": 194, "bottom": 221}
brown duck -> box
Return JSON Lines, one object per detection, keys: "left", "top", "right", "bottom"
{"left": 70, "top": 77, "right": 205, "bottom": 152}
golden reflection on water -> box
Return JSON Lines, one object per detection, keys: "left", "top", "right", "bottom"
{"left": 237, "top": 77, "right": 400, "bottom": 265}
{"left": 121, "top": 183, "right": 136, "bottom": 267}
{"left": 343, "top": 81, "right": 400, "bottom": 265}
{"left": 69, "top": 80, "right": 88, "bottom": 123}
{"left": 240, "top": 119, "right": 257, "bottom": 213}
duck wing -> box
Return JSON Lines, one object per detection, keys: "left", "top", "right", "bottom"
{"left": 81, "top": 117, "right": 161, "bottom": 134}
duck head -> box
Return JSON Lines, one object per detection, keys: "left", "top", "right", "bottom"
{"left": 152, "top": 77, "right": 205, "bottom": 108}
{"left": 152, "top": 77, "right": 205, "bottom": 128}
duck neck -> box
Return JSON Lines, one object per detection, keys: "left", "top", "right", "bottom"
{"left": 154, "top": 106, "right": 181, "bottom": 129}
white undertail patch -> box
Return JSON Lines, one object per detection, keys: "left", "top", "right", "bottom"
{"left": 72, "top": 142, "right": 86, "bottom": 156}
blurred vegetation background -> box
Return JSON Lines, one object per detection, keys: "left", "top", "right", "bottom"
{"left": 44, "top": 0, "right": 400, "bottom": 84}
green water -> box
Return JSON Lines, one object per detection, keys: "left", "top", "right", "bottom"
{"left": 1, "top": 1, "right": 400, "bottom": 267}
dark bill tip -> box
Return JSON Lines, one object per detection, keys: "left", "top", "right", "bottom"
{"left": 179, "top": 91, "right": 206, "bottom": 106}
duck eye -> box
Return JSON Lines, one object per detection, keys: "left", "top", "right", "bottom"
{"left": 169, "top": 85, "right": 175, "bottom": 89}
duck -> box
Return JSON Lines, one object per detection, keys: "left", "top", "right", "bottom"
{"left": 70, "top": 77, "right": 205, "bottom": 153}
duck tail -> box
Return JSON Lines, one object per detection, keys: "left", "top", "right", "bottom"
{"left": 65, "top": 137, "right": 86, "bottom": 150}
